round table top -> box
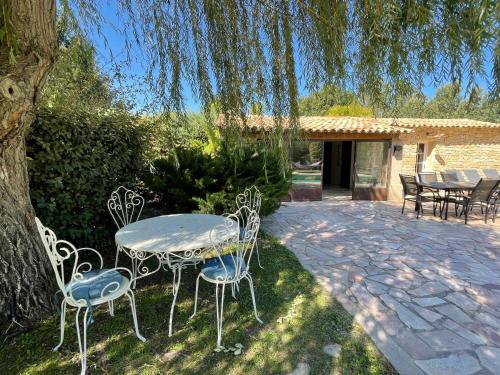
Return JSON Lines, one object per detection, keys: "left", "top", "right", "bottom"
{"left": 115, "top": 214, "right": 237, "bottom": 254}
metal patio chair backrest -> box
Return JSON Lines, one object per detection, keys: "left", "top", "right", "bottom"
{"left": 418, "top": 172, "right": 438, "bottom": 184}
{"left": 463, "top": 169, "right": 481, "bottom": 184}
{"left": 469, "top": 179, "right": 500, "bottom": 203}
{"left": 209, "top": 206, "right": 260, "bottom": 281}
{"left": 35, "top": 217, "right": 103, "bottom": 300}
{"left": 483, "top": 169, "right": 500, "bottom": 179}
{"left": 400, "top": 174, "right": 419, "bottom": 196}
{"left": 440, "top": 171, "right": 459, "bottom": 182}
{"left": 236, "top": 185, "right": 262, "bottom": 216}
{"left": 108, "top": 186, "right": 144, "bottom": 229}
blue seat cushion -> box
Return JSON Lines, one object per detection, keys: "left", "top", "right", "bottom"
{"left": 202, "top": 255, "right": 246, "bottom": 280}
{"left": 66, "top": 269, "right": 127, "bottom": 303}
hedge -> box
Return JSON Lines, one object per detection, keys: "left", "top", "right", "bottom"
{"left": 27, "top": 106, "right": 148, "bottom": 251}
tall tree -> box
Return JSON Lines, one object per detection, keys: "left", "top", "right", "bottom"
{"left": 380, "top": 83, "right": 500, "bottom": 122}
{"left": 40, "top": 34, "right": 113, "bottom": 109}
{"left": 0, "top": 1, "right": 57, "bottom": 321}
{"left": 298, "top": 85, "right": 357, "bottom": 115}
{"left": 0, "top": 0, "right": 498, "bottom": 321}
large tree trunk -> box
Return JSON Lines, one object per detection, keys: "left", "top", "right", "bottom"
{"left": 0, "top": 0, "right": 57, "bottom": 321}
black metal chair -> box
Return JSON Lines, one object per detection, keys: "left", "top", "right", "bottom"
{"left": 440, "top": 171, "right": 459, "bottom": 182}
{"left": 485, "top": 181, "right": 500, "bottom": 222}
{"left": 483, "top": 169, "right": 500, "bottom": 179}
{"left": 440, "top": 170, "right": 467, "bottom": 215}
{"left": 418, "top": 172, "right": 438, "bottom": 184}
{"left": 418, "top": 172, "right": 444, "bottom": 215}
{"left": 463, "top": 169, "right": 481, "bottom": 184}
{"left": 400, "top": 174, "right": 435, "bottom": 218}
{"left": 456, "top": 179, "right": 500, "bottom": 224}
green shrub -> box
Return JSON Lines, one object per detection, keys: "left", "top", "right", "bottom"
{"left": 144, "top": 140, "right": 290, "bottom": 217}
{"left": 27, "top": 106, "right": 148, "bottom": 250}
{"left": 143, "top": 148, "right": 223, "bottom": 213}
{"left": 194, "top": 191, "right": 233, "bottom": 215}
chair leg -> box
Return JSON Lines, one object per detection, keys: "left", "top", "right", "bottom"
{"left": 75, "top": 306, "right": 88, "bottom": 375}
{"left": 108, "top": 301, "right": 114, "bottom": 317}
{"left": 215, "top": 283, "right": 226, "bottom": 347}
{"left": 231, "top": 283, "right": 236, "bottom": 299}
{"left": 53, "top": 299, "right": 67, "bottom": 351}
{"left": 465, "top": 203, "right": 469, "bottom": 224}
{"left": 245, "top": 274, "right": 263, "bottom": 324}
{"left": 132, "top": 257, "right": 138, "bottom": 290}
{"left": 401, "top": 199, "right": 406, "bottom": 214}
{"left": 125, "top": 291, "right": 146, "bottom": 342}
{"left": 115, "top": 246, "right": 120, "bottom": 268}
{"left": 254, "top": 241, "right": 264, "bottom": 269}
{"left": 190, "top": 273, "right": 202, "bottom": 319}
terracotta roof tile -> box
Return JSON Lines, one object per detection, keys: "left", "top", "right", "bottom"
{"left": 234, "top": 116, "right": 500, "bottom": 134}
{"left": 385, "top": 117, "right": 500, "bottom": 128}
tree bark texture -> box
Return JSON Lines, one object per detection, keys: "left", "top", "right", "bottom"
{"left": 0, "top": 0, "right": 57, "bottom": 321}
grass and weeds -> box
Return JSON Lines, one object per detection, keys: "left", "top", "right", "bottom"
{"left": 0, "top": 235, "right": 396, "bottom": 374}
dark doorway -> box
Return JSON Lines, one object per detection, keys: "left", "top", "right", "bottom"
{"left": 322, "top": 141, "right": 353, "bottom": 190}
{"left": 323, "top": 142, "right": 333, "bottom": 186}
{"left": 340, "top": 141, "right": 352, "bottom": 189}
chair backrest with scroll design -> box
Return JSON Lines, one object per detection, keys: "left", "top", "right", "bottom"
{"left": 209, "top": 206, "right": 260, "bottom": 281}
{"left": 108, "top": 186, "right": 144, "bottom": 229}
{"left": 36, "top": 217, "right": 103, "bottom": 300}
{"left": 236, "top": 186, "right": 262, "bottom": 216}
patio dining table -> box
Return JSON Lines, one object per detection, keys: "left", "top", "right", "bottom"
{"left": 418, "top": 181, "right": 476, "bottom": 220}
{"left": 115, "top": 214, "right": 239, "bottom": 336}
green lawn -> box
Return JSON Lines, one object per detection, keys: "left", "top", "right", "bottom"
{"left": 0, "top": 236, "right": 396, "bottom": 374}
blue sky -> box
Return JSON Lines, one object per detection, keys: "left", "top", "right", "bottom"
{"left": 85, "top": 3, "right": 495, "bottom": 113}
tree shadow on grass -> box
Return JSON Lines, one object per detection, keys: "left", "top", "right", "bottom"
{"left": 0, "top": 235, "right": 396, "bottom": 375}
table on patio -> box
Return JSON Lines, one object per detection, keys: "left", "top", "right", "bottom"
{"left": 115, "top": 214, "right": 238, "bottom": 336}
{"left": 418, "top": 181, "right": 476, "bottom": 220}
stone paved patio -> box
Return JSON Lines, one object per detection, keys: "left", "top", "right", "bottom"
{"left": 263, "top": 200, "right": 500, "bottom": 375}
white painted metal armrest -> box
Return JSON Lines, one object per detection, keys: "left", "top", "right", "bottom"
{"left": 74, "top": 247, "right": 104, "bottom": 269}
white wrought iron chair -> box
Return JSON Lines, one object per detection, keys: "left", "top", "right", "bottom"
{"left": 108, "top": 186, "right": 144, "bottom": 288}
{"left": 236, "top": 186, "right": 263, "bottom": 269}
{"left": 35, "top": 218, "right": 145, "bottom": 375}
{"left": 190, "top": 207, "right": 262, "bottom": 347}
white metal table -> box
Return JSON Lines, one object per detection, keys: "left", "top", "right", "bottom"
{"left": 115, "top": 214, "right": 238, "bottom": 336}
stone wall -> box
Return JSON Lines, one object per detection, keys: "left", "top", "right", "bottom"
{"left": 388, "top": 127, "right": 500, "bottom": 201}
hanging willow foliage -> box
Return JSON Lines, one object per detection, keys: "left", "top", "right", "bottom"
{"left": 63, "top": 0, "right": 498, "bottom": 132}
{"left": 62, "top": 0, "right": 498, "bottom": 114}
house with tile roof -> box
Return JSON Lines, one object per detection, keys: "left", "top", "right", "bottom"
{"left": 235, "top": 115, "right": 500, "bottom": 201}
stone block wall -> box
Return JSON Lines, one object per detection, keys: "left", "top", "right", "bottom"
{"left": 388, "top": 127, "right": 500, "bottom": 201}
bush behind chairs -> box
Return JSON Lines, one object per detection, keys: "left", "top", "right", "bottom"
{"left": 28, "top": 106, "right": 146, "bottom": 252}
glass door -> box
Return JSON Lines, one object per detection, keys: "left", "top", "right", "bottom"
{"left": 290, "top": 140, "right": 323, "bottom": 201}
{"left": 352, "top": 141, "right": 390, "bottom": 200}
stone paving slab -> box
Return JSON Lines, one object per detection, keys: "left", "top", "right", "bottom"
{"left": 263, "top": 200, "right": 500, "bottom": 375}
